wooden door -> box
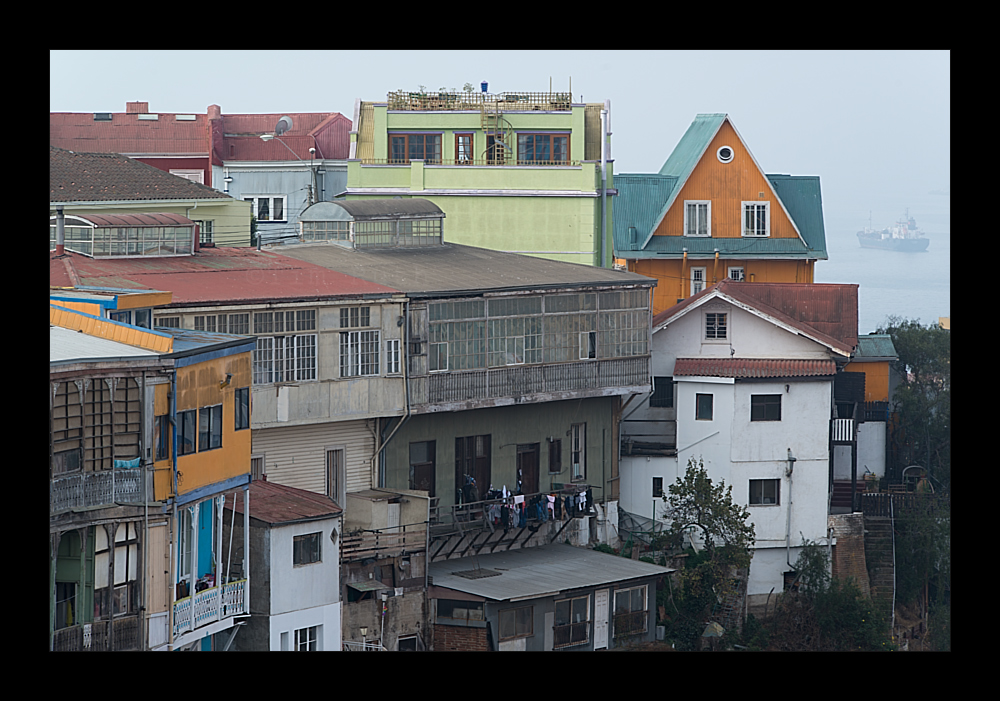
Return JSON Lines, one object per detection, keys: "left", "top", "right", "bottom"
{"left": 517, "top": 443, "right": 540, "bottom": 494}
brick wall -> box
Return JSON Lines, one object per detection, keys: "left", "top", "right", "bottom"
{"left": 828, "top": 513, "right": 871, "bottom": 599}
{"left": 433, "top": 624, "right": 488, "bottom": 651}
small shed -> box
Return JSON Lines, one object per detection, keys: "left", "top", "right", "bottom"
{"left": 298, "top": 198, "right": 445, "bottom": 249}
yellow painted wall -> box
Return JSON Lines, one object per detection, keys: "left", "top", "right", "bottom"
{"left": 50, "top": 305, "right": 173, "bottom": 353}
{"left": 50, "top": 299, "right": 104, "bottom": 317}
{"left": 151, "top": 351, "right": 252, "bottom": 500}
{"left": 844, "top": 361, "right": 890, "bottom": 403}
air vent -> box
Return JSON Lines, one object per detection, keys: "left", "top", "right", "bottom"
{"left": 717, "top": 146, "right": 734, "bottom": 163}
{"left": 138, "top": 114, "right": 159, "bottom": 121}
{"left": 93, "top": 113, "right": 113, "bottom": 121}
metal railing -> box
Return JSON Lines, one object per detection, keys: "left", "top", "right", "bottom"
{"left": 359, "top": 157, "right": 581, "bottom": 167}
{"left": 51, "top": 615, "right": 141, "bottom": 651}
{"left": 173, "top": 579, "right": 247, "bottom": 638}
{"left": 343, "top": 640, "right": 387, "bottom": 651}
{"left": 386, "top": 90, "right": 572, "bottom": 112}
{"left": 341, "top": 525, "right": 427, "bottom": 559}
{"left": 832, "top": 418, "right": 856, "bottom": 442}
{"left": 50, "top": 466, "right": 148, "bottom": 513}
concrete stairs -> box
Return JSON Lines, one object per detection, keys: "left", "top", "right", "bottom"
{"left": 863, "top": 517, "right": 895, "bottom": 606}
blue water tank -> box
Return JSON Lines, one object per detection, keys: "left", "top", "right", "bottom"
{"left": 481, "top": 81, "right": 488, "bottom": 93}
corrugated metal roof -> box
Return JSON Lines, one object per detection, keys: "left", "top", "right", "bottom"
{"left": 855, "top": 334, "right": 897, "bottom": 359}
{"left": 428, "top": 544, "right": 672, "bottom": 602}
{"left": 274, "top": 242, "right": 655, "bottom": 297}
{"left": 228, "top": 479, "right": 342, "bottom": 525}
{"left": 50, "top": 147, "right": 232, "bottom": 202}
{"left": 673, "top": 357, "right": 837, "bottom": 378}
{"left": 658, "top": 113, "right": 727, "bottom": 178}
{"left": 331, "top": 198, "right": 444, "bottom": 220}
{"left": 56, "top": 212, "right": 195, "bottom": 228}
{"left": 50, "top": 325, "right": 161, "bottom": 364}
{"left": 767, "top": 175, "right": 828, "bottom": 258}
{"left": 50, "top": 248, "right": 399, "bottom": 306}
{"left": 612, "top": 174, "right": 678, "bottom": 253}
{"left": 632, "top": 234, "right": 815, "bottom": 257}
{"left": 652, "top": 279, "right": 857, "bottom": 353}
{"left": 157, "top": 328, "right": 254, "bottom": 355}
{"left": 50, "top": 111, "right": 209, "bottom": 156}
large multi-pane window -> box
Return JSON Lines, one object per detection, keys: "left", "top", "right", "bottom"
{"left": 49, "top": 216, "right": 194, "bottom": 257}
{"left": 517, "top": 133, "right": 569, "bottom": 164}
{"left": 389, "top": 133, "right": 442, "bottom": 164}
{"left": 252, "top": 309, "right": 317, "bottom": 384}
{"left": 301, "top": 220, "right": 349, "bottom": 242}
{"left": 198, "top": 404, "right": 223, "bottom": 451}
{"left": 194, "top": 313, "right": 250, "bottom": 334}
{"left": 339, "top": 306, "right": 379, "bottom": 377}
{"left": 554, "top": 595, "right": 589, "bottom": 648}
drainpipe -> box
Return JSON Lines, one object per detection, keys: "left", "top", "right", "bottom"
{"left": 600, "top": 106, "right": 608, "bottom": 268}
{"left": 681, "top": 249, "right": 688, "bottom": 300}
{"left": 141, "top": 371, "right": 149, "bottom": 650}
{"left": 186, "top": 202, "right": 199, "bottom": 252}
{"left": 168, "top": 368, "right": 179, "bottom": 650}
{"left": 713, "top": 250, "right": 719, "bottom": 283}
{"left": 56, "top": 205, "right": 65, "bottom": 256}
{"left": 786, "top": 448, "right": 797, "bottom": 570}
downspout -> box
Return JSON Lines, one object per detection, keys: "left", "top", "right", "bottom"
{"left": 187, "top": 202, "right": 199, "bottom": 252}
{"left": 713, "top": 250, "right": 719, "bottom": 283}
{"left": 168, "top": 368, "right": 178, "bottom": 650}
{"left": 600, "top": 106, "right": 608, "bottom": 268}
{"left": 681, "top": 249, "right": 688, "bottom": 300}
{"left": 786, "top": 448, "right": 797, "bottom": 569}
{"left": 141, "top": 371, "right": 149, "bottom": 650}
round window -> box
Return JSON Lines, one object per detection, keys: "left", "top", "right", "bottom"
{"left": 717, "top": 146, "right": 734, "bottom": 163}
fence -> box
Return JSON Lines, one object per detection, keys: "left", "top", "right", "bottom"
{"left": 861, "top": 492, "right": 950, "bottom": 519}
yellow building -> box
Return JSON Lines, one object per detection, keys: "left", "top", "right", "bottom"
{"left": 613, "top": 114, "right": 828, "bottom": 315}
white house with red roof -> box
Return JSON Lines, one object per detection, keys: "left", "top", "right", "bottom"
{"left": 618, "top": 279, "right": 860, "bottom": 605}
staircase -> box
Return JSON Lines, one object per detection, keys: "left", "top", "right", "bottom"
{"left": 480, "top": 99, "right": 514, "bottom": 164}
{"left": 831, "top": 480, "right": 865, "bottom": 510}
{"left": 710, "top": 576, "right": 746, "bottom": 636}
{"left": 863, "top": 517, "right": 895, "bottom": 606}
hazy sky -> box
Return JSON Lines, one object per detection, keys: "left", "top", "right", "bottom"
{"left": 50, "top": 50, "right": 949, "bottom": 233}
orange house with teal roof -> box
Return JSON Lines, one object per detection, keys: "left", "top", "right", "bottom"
{"left": 614, "top": 114, "right": 828, "bottom": 315}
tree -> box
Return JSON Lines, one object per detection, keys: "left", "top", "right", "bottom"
{"left": 876, "top": 316, "right": 950, "bottom": 490}
{"left": 659, "top": 457, "right": 755, "bottom": 649}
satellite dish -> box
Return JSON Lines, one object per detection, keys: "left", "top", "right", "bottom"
{"left": 274, "top": 115, "right": 293, "bottom": 137}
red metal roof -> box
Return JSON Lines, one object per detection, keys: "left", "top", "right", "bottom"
{"left": 50, "top": 111, "right": 209, "bottom": 155}
{"left": 673, "top": 358, "right": 837, "bottom": 378}
{"left": 56, "top": 212, "right": 195, "bottom": 228}
{"left": 49, "top": 247, "right": 399, "bottom": 306}
{"left": 652, "top": 279, "right": 857, "bottom": 353}
{"left": 228, "top": 479, "right": 342, "bottom": 525}
{"left": 223, "top": 113, "right": 351, "bottom": 161}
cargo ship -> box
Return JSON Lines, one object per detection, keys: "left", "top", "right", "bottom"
{"left": 857, "top": 210, "right": 929, "bottom": 252}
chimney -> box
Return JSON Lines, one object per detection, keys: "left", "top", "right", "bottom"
{"left": 207, "top": 104, "right": 222, "bottom": 120}
{"left": 126, "top": 101, "right": 149, "bottom": 114}
{"left": 56, "top": 205, "right": 65, "bottom": 256}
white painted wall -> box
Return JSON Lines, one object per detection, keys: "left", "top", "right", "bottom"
{"left": 270, "top": 517, "right": 341, "bottom": 617}
{"left": 857, "top": 422, "right": 886, "bottom": 478}
{"left": 619, "top": 455, "right": 678, "bottom": 519}
{"left": 270, "top": 602, "right": 342, "bottom": 651}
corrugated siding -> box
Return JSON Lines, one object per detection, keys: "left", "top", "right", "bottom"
{"left": 584, "top": 104, "right": 603, "bottom": 161}
{"left": 356, "top": 103, "right": 375, "bottom": 162}
{"left": 252, "top": 420, "right": 375, "bottom": 496}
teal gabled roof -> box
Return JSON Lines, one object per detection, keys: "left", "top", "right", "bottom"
{"left": 612, "top": 174, "right": 677, "bottom": 255}
{"left": 855, "top": 334, "right": 897, "bottom": 359}
{"left": 767, "top": 174, "right": 827, "bottom": 259}
{"left": 659, "top": 113, "right": 728, "bottom": 178}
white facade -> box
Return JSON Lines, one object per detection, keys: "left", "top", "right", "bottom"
{"left": 268, "top": 516, "right": 342, "bottom": 651}
{"left": 619, "top": 290, "right": 849, "bottom": 597}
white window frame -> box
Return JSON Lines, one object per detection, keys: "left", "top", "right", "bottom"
{"left": 554, "top": 594, "right": 590, "bottom": 648}
{"left": 340, "top": 330, "right": 381, "bottom": 377}
{"left": 429, "top": 342, "right": 448, "bottom": 372}
{"left": 728, "top": 266, "right": 745, "bottom": 282}
{"left": 613, "top": 585, "right": 648, "bottom": 638}
{"left": 705, "top": 311, "right": 728, "bottom": 341}
{"left": 579, "top": 331, "right": 597, "bottom": 360}
{"left": 169, "top": 169, "right": 205, "bottom": 184}
{"left": 195, "top": 220, "right": 214, "bottom": 245}
{"left": 294, "top": 625, "right": 320, "bottom": 651}
{"left": 742, "top": 201, "right": 770, "bottom": 238}
{"left": 571, "top": 423, "right": 586, "bottom": 481}
{"left": 244, "top": 195, "right": 287, "bottom": 223}
{"left": 690, "top": 267, "right": 707, "bottom": 296}
{"left": 386, "top": 338, "right": 401, "bottom": 375}
{"left": 683, "top": 200, "right": 711, "bottom": 237}
{"left": 254, "top": 334, "right": 318, "bottom": 384}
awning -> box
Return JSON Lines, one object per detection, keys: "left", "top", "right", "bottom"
{"left": 347, "top": 581, "right": 392, "bottom": 592}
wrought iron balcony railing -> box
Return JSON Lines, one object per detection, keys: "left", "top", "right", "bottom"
{"left": 50, "top": 467, "right": 148, "bottom": 514}
{"left": 173, "top": 579, "right": 247, "bottom": 639}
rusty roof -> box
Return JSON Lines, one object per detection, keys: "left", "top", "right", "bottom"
{"left": 49, "top": 247, "right": 399, "bottom": 307}
{"left": 227, "top": 479, "right": 342, "bottom": 525}
{"left": 223, "top": 112, "right": 351, "bottom": 161}
{"left": 50, "top": 147, "right": 231, "bottom": 203}
{"left": 673, "top": 358, "right": 837, "bottom": 379}
{"left": 652, "top": 279, "right": 857, "bottom": 354}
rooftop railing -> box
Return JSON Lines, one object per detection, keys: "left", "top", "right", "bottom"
{"left": 387, "top": 91, "right": 573, "bottom": 111}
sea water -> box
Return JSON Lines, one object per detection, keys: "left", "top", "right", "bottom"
{"left": 817, "top": 200, "right": 950, "bottom": 335}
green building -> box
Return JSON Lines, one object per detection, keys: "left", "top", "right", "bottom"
{"left": 346, "top": 89, "right": 614, "bottom": 267}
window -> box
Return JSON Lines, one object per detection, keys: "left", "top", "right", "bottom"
{"left": 301, "top": 220, "right": 349, "bottom": 242}
{"left": 571, "top": 423, "right": 586, "bottom": 481}
{"left": 340, "top": 330, "right": 380, "bottom": 377}
{"left": 170, "top": 169, "right": 205, "bottom": 184}
{"left": 499, "top": 605, "right": 533, "bottom": 640}
{"left": 398, "top": 636, "right": 418, "bottom": 651}
{"left": 389, "top": 133, "right": 442, "bottom": 164}
{"left": 751, "top": 394, "right": 782, "bottom": 421}
{"left": 109, "top": 310, "right": 132, "bottom": 325}
{"left": 728, "top": 266, "right": 745, "bottom": 282}
{"left": 235, "top": 388, "right": 250, "bottom": 430}
{"left": 293, "top": 533, "right": 322, "bottom": 566}
{"left": 554, "top": 595, "right": 589, "bottom": 648}
{"left": 690, "top": 267, "right": 707, "bottom": 296}
{"left": 178, "top": 409, "right": 196, "bottom": 455}
{"left": 455, "top": 133, "right": 473, "bottom": 164}
{"left": 157, "top": 316, "right": 180, "bottom": 328}
{"left": 580, "top": 331, "right": 597, "bottom": 359}
{"left": 386, "top": 339, "right": 401, "bottom": 374}
{"left": 517, "top": 133, "right": 569, "bottom": 164}
{"left": 178, "top": 509, "right": 193, "bottom": 584}
{"left": 437, "top": 599, "right": 484, "bottom": 622}
{"left": 716, "top": 145, "right": 734, "bottom": 163}
{"left": 696, "top": 394, "right": 713, "bottom": 421}
{"left": 155, "top": 415, "right": 170, "bottom": 460}
{"left": 196, "top": 220, "right": 214, "bottom": 245}
{"left": 94, "top": 522, "right": 140, "bottom": 619}
{"left": 650, "top": 377, "right": 674, "bottom": 408}
{"left": 409, "top": 441, "right": 436, "bottom": 497}
{"left": 253, "top": 310, "right": 318, "bottom": 384}
{"left": 295, "top": 625, "right": 319, "bottom": 651}
{"left": 742, "top": 201, "right": 770, "bottom": 237}
{"left": 251, "top": 454, "right": 265, "bottom": 481}
{"left": 197, "top": 313, "right": 250, "bottom": 334}
{"left": 705, "top": 312, "right": 727, "bottom": 340}
{"left": 548, "top": 439, "right": 562, "bottom": 474}
{"left": 429, "top": 341, "right": 448, "bottom": 372}
{"left": 750, "top": 479, "right": 780, "bottom": 505}
{"left": 684, "top": 201, "right": 711, "bottom": 237}
{"left": 327, "top": 448, "right": 345, "bottom": 505}
{"left": 340, "top": 307, "right": 370, "bottom": 328}
{"left": 652, "top": 478, "right": 663, "bottom": 498}
{"left": 614, "top": 585, "right": 648, "bottom": 638}
{"left": 244, "top": 196, "right": 287, "bottom": 222}
{"left": 198, "top": 404, "right": 223, "bottom": 452}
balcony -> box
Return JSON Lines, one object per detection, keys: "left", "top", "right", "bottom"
{"left": 51, "top": 615, "right": 141, "bottom": 651}
{"left": 341, "top": 525, "right": 427, "bottom": 560}
{"left": 50, "top": 467, "right": 149, "bottom": 514}
{"left": 386, "top": 90, "right": 572, "bottom": 112}
{"left": 421, "top": 356, "right": 649, "bottom": 408}
{"left": 831, "top": 418, "right": 856, "bottom": 443}
{"left": 173, "top": 579, "right": 247, "bottom": 639}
